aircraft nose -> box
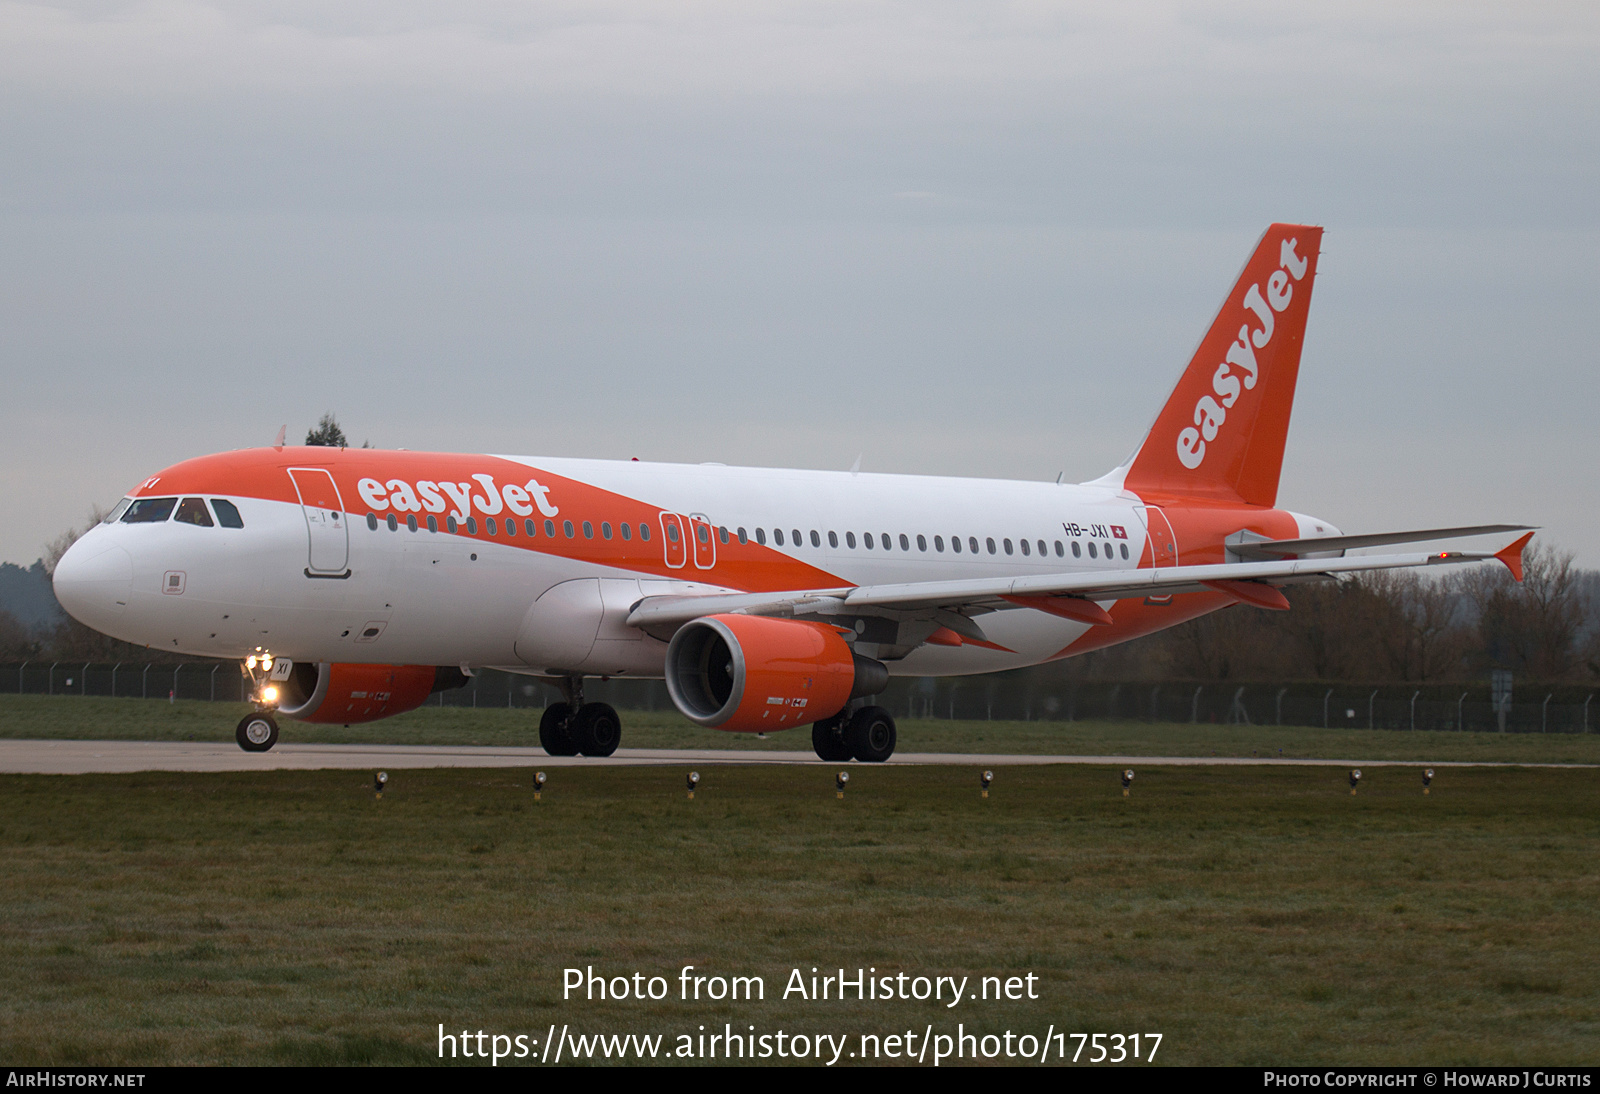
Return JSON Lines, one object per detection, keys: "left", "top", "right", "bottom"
{"left": 52, "top": 536, "right": 132, "bottom": 628}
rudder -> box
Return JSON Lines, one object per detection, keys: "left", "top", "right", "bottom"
{"left": 1118, "top": 223, "right": 1323, "bottom": 507}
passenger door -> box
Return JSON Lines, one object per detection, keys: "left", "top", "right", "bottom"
{"left": 288, "top": 468, "right": 350, "bottom": 576}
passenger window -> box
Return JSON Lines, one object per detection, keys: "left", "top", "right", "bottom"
{"left": 567, "top": 521, "right": 578, "bottom": 538}
{"left": 969, "top": 537, "right": 979, "bottom": 554}
{"left": 408, "top": 514, "right": 419, "bottom": 532}
{"left": 846, "top": 531, "right": 856, "bottom": 548}
{"left": 429, "top": 515, "right": 440, "bottom": 533}
{"left": 122, "top": 497, "right": 177, "bottom": 523}
{"left": 546, "top": 520, "right": 556, "bottom": 537}
{"left": 899, "top": 534, "right": 910, "bottom": 551}
{"left": 1054, "top": 540, "right": 1064, "bottom": 557}
{"left": 951, "top": 536, "right": 961, "bottom": 554}
{"left": 863, "top": 533, "right": 873, "bottom": 549}
{"left": 1088, "top": 542, "right": 1097, "bottom": 558}
{"left": 1020, "top": 539, "right": 1030, "bottom": 556}
{"left": 774, "top": 529, "right": 785, "bottom": 546}
{"left": 1038, "top": 540, "right": 1047, "bottom": 557}
{"left": 1104, "top": 542, "right": 1113, "bottom": 558}
{"left": 584, "top": 521, "right": 595, "bottom": 539}
{"left": 720, "top": 526, "right": 730, "bottom": 544}
{"left": 505, "top": 518, "right": 515, "bottom": 537}
{"left": 739, "top": 527, "right": 749, "bottom": 545}
{"left": 210, "top": 499, "right": 244, "bottom": 528}
{"left": 986, "top": 537, "right": 996, "bottom": 555}
{"left": 1121, "top": 543, "right": 1129, "bottom": 560}
{"left": 466, "top": 517, "right": 478, "bottom": 535}
{"left": 810, "top": 530, "right": 821, "bottom": 547}
{"left": 367, "top": 513, "right": 379, "bottom": 531}
{"left": 827, "top": 531, "right": 837, "bottom": 548}
{"left": 934, "top": 535, "right": 944, "bottom": 552}
{"left": 755, "top": 528, "right": 766, "bottom": 545}
{"left": 487, "top": 517, "right": 498, "bottom": 535}
{"left": 602, "top": 522, "right": 613, "bottom": 540}
{"left": 1072, "top": 541, "right": 1081, "bottom": 558}
{"left": 448, "top": 516, "right": 459, "bottom": 533}
{"left": 639, "top": 523, "right": 651, "bottom": 541}
{"left": 792, "top": 529, "right": 802, "bottom": 546}
{"left": 620, "top": 522, "right": 631, "bottom": 541}
{"left": 387, "top": 514, "right": 399, "bottom": 531}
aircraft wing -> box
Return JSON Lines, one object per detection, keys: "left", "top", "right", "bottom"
{"left": 626, "top": 533, "right": 1532, "bottom": 632}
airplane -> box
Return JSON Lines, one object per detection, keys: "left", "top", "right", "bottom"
{"left": 51, "top": 223, "right": 1531, "bottom": 762}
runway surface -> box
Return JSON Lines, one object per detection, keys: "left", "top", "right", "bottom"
{"left": 0, "top": 739, "right": 1594, "bottom": 775}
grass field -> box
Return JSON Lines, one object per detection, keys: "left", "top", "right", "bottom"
{"left": 3, "top": 693, "right": 1600, "bottom": 763}
{"left": 2, "top": 760, "right": 1599, "bottom": 1066}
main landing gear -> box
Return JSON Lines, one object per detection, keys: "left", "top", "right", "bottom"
{"left": 811, "top": 705, "right": 897, "bottom": 763}
{"left": 539, "top": 675, "right": 621, "bottom": 758}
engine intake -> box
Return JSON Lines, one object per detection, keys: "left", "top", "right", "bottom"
{"left": 665, "top": 614, "right": 888, "bottom": 733}
{"left": 276, "top": 662, "right": 464, "bottom": 724}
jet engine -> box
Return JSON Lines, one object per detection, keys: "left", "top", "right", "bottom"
{"left": 665, "top": 614, "right": 888, "bottom": 733}
{"left": 276, "top": 662, "right": 467, "bottom": 724}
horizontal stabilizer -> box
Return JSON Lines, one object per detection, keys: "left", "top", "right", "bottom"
{"left": 1229, "top": 524, "right": 1534, "bottom": 560}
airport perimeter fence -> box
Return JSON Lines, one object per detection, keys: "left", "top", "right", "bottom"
{"left": 1, "top": 660, "right": 1597, "bottom": 734}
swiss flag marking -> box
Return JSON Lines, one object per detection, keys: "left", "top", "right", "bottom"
{"left": 1111, "top": 526, "right": 1127, "bottom": 539}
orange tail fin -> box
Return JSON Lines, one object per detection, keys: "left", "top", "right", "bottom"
{"left": 1118, "top": 223, "right": 1323, "bottom": 507}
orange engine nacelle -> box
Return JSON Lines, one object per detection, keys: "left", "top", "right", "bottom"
{"left": 276, "top": 662, "right": 457, "bottom": 724}
{"left": 665, "top": 614, "right": 887, "bottom": 733}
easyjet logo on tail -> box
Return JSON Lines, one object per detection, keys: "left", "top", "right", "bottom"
{"left": 1175, "top": 239, "right": 1310, "bottom": 470}
{"left": 357, "top": 474, "right": 559, "bottom": 520}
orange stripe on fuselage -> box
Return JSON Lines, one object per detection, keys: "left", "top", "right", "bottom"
{"left": 129, "top": 447, "right": 848, "bottom": 593}
{"left": 1052, "top": 500, "right": 1302, "bottom": 659}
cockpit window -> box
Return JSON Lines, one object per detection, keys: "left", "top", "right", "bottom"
{"left": 174, "top": 498, "right": 214, "bottom": 527}
{"left": 210, "top": 499, "right": 244, "bottom": 528}
{"left": 104, "top": 498, "right": 133, "bottom": 524}
{"left": 121, "top": 497, "right": 177, "bottom": 523}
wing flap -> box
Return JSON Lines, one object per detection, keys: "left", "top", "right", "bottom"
{"left": 625, "top": 545, "right": 1516, "bottom": 630}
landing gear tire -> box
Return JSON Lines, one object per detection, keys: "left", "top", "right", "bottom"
{"left": 539, "top": 703, "right": 579, "bottom": 756}
{"left": 846, "top": 705, "right": 896, "bottom": 763}
{"left": 236, "top": 712, "right": 279, "bottom": 753}
{"left": 572, "top": 702, "right": 621, "bottom": 758}
{"left": 811, "top": 716, "right": 853, "bottom": 762}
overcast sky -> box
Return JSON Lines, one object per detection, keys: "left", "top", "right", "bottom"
{"left": 2, "top": 1, "right": 1596, "bottom": 567}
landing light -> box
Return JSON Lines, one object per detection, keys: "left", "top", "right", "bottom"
{"left": 245, "top": 655, "right": 257, "bottom": 670}
{"left": 260, "top": 656, "right": 274, "bottom": 674}
{"left": 261, "top": 685, "right": 279, "bottom": 703}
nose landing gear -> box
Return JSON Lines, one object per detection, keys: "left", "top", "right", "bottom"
{"left": 236, "top": 651, "right": 283, "bottom": 753}
{"left": 236, "top": 711, "right": 279, "bottom": 752}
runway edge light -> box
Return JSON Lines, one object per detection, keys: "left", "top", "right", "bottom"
{"left": 374, "top": 771, "right": 388, "bottom": 800}
{"left": 534, "top": 771, "right": 547, "bottom": 802}
{"left": 836, "top": 771, "right": 849, "bottom": 799}
{"left": 981, "top": 770, "right": 993, "bottom": 799}
{"left": 687, "top": 771, "right": 700, "bottom": 800}
{"left": 1423, "top": 768, "right": 1434, "bottom": 795}
{"left": 1350, "top": 769, "right": 1362, "bottom": 795}
{"left": 1122, "top": 769, "right": 1134, "bottom": 797}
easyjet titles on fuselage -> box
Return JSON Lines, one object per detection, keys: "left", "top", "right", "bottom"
{"left": 357, "top": 474, "right": 561, "bottom": 521}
